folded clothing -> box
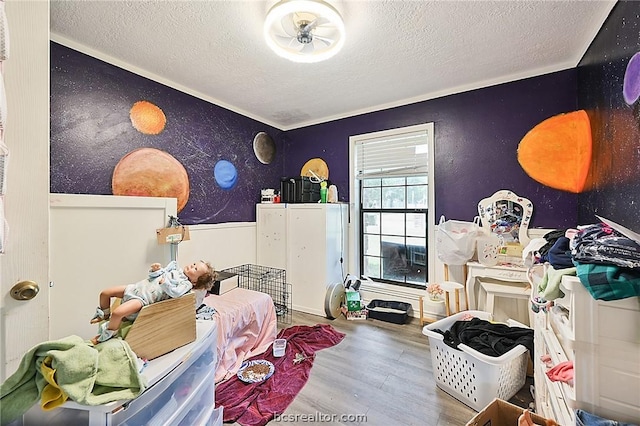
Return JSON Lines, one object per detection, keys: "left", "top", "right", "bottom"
{"left": 576, "top": 262, "right": 640, "bottom": 301}
{"left": 572, "top": 223, "right": 640, "bottom": 269}
{"left": 538, "top": 265, "right": 576, "bottom": 300}
{"left": 547, "top": 237, "right": 574, "bottom": 269}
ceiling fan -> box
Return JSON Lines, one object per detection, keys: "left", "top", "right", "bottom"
{"left": 263, "top": 0, "right": 346, "bottom": 63}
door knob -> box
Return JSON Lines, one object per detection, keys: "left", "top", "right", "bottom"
{"left": 10, "top": 280, "right": 39, "bottom": 300}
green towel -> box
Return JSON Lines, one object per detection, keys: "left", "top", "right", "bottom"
{"left": 1, "top": 335, "right": 147, "bottom": 425}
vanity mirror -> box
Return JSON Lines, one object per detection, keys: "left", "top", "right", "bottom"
{"left": 477, "top": 190, "right": 533, "bottom": 246}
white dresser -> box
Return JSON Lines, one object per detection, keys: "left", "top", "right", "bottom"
{"left": 21, "top": 321, "right": 222, "bottom": 426}
{"left": 533, "top": 275, "right": 640, "bottom": 425}
{"left": 256, "top": 203, "right": 349, "bottom": 316}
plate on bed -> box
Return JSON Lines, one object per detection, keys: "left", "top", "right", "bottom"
{"left": 237, "top": 360, "right": 275, "bottom": 383}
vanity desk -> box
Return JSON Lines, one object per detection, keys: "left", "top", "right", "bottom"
{"left": 465, "top": 261, "right": 533, "bottom": 325}
{"left": 469, "top": 190, "right": 535, "bottom": 325}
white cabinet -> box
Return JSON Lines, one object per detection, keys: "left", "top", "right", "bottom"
{"left": 256, "top": 203, "right": 349, "bottom": 317}
{"left": 533, "top": 276, "right": 640, "bottom": 425}
{"left": 22, "top": 321, "right": 221, "bottom": 426}
{"left": 256, "top": 204, "right": 288, "bottom": 270}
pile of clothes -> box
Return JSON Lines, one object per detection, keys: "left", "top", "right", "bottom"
{"left": 434, "top": 316, "right": 534, "bottom": 359}
{"left": 524, "top": 221, "right": 640, "bottom": 302}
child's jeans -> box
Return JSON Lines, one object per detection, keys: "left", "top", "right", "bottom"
{"left": 575, "top": 409, "right": 638, "bottom": 426}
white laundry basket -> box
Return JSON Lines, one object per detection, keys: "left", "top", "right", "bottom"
{"left": 422, "top": 310, "right": 530, "bottom": 411}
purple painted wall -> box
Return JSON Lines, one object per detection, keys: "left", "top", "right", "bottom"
{"left": 285, "top": 70, "right": 579, "bottom": 230}
{"left": 50, "top": 42, "right": 286, "bottom": 225}
{"left": 576, "top": 0, "right": 640, "bottom": 231}
{"left": 51, "top": 2, "right": 638, "bottom": 231}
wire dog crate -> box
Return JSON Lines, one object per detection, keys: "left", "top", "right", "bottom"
{"left": 221, "top": 264, "right": 292, "bottom": 324}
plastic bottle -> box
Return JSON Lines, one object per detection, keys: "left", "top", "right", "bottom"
{"left": 320, "top": 181, "right": 328, "bottom": 203}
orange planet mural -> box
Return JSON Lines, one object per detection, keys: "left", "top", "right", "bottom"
{"left": 517, "top": 110, "right": 592, "bottom": 193}
{"left": 130, "top": 100, "right": 167, "bottom": 135}
{"left": 112, "top": 147, "right": 190, "bottom": 212}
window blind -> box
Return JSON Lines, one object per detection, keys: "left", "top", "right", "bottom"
{"left": 354, "top": 129, "right": 429, "bottom": 179}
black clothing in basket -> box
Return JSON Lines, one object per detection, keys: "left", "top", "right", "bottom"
{"left": 435, "top": 317, "right": 534, "bottom": 359}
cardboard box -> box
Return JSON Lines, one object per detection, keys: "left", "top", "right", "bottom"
{"left": 345, "top": 290, "right": 362, "bottom": 311}
{"left": 156, "top": 226, "right": 190, "bottom": 244}
{"left": 466, "top": 399, "right": 556, "bottom": 426}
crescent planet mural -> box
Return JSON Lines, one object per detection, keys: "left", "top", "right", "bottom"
{"left": 623, "top": 51, "right": 640, "bottom": 106}
{"left": 253, "top": 132, "right": 276, "bottom": 164}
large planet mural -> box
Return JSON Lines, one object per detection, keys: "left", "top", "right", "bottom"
{"left": 517, "top": 110, "right": 592, "bottom": 193}
{"left": 253, "top": 132, "right": 276, "bottom": 164}
{"left": 112, "top": 147, "right": 190, "bottom": 211}
{"left": 130, "top": 100, "right": 166, "bottom": 135}
{"left": 300, "top": 157, "right": 329, "bottom": 180}
{"left": 214, "top": 160, "right": 238, "bottom": 190}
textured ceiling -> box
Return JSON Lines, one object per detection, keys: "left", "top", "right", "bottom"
{"left": 50, "top": 0, "right": 616, "bottom": 130}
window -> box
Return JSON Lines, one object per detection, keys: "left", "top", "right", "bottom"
{"left": 350, "top": 123, "right": 435, "bottom": 289}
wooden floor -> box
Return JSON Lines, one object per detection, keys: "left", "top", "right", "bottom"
{"left": 239, "top": 311, "right": 533, "bottom": 426}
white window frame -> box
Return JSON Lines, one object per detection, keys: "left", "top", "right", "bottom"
{"left": 348, "top": 123, "right": 436, "bottom": 294}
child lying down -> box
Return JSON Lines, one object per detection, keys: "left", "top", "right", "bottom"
{"left": 89, "top": 260, "right": 217, "bottom": 344}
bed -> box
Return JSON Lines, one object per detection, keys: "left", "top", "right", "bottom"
{"left": 201, "top": 287, "right": 278, "bottom": 383}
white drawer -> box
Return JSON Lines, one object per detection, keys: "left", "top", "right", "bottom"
{"left": 536, "top": 328, "right": 574, "bottom": 425}
{"left": 116, "top": 343, "right": 215, "bottom": 426}
{"left": 194, "top": 406, "right": 223, "bottom": 426}
{"left": 175, "top": 371, "right": 216, "bottom": 426}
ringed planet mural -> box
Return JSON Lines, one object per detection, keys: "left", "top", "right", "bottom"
{"left": 112, "top": 147, "right": 190, "bottom": 212}
{"left": 300, "top": 157, "right": 329, "bottom": 180}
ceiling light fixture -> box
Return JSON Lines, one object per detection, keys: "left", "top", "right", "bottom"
{"left": 263, "top": 0, "right": 345, "bottom": 63}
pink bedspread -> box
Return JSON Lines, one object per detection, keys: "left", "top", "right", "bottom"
{"left": 203, "top": 288, "right": 277, "bottom": 383}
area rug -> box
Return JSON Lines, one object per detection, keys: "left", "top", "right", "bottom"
{"left": 215, "top": 324, "right": 346, "bottom": 426}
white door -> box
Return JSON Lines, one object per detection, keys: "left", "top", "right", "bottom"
{"left": 0, "top": 1, "right": 50, "bottom": 381}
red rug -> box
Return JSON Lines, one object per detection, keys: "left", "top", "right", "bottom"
{"left": 215, "top": 324, "right": 346, "bottom": 426}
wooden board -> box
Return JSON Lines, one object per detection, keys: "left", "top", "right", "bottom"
{"left": 125, "top": 292, "right": 196, "bottom": 360}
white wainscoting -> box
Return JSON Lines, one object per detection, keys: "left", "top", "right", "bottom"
{"left": 49, "top": 194, "right": 258, "bottom": 341}
{"left": 177, "top": 222, "right": 257, "bottom": 271}
{"left": 49, "top": 194, "right": 176, "bottom": 340}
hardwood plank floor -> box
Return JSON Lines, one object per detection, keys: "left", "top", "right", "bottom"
{"left": 227, "top": 311, "right": 534, "bottom": 426}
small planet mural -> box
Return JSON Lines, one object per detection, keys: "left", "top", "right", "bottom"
{"left": 130, "top": 100, "right": 167, "bottom": 135}
{"left": 214, "top": 160, "right": 238, "bottom": 190}
{"left": 301, "top": 157, "right": 329, "bottom": 180}
{"left": 253, "top": 132, "right": 276, "bottom": 164}
{"left": 112, "top": 147, "right": 190, "bottom": 211}
{"left": 623, "top": 51, "right": 640, "bottom": 105}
